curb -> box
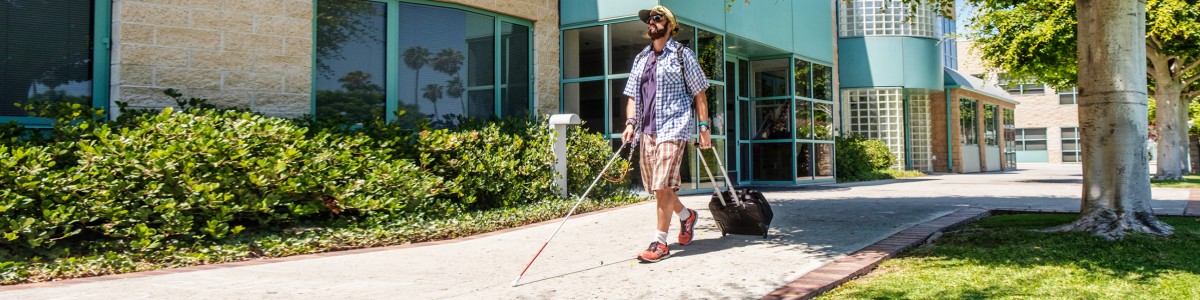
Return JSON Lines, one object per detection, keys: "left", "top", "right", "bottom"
{"left": 761, "top": 193, "right": 1200, "bottom": 300}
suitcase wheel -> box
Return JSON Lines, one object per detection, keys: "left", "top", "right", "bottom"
{"left": 761, "top": 225, "right": 769, "bottom": 239}
{"left": 715, "top": 221, "right": 727, "bottom": 237}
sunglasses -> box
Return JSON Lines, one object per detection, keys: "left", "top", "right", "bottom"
{"left": 649, "top": 14, "right": 666, "bottom": 23}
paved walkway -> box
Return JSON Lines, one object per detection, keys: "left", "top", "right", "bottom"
{"left": 1, "top": 164, "right": 1194, "bottom": 299}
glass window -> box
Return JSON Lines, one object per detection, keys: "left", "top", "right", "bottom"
{"left": 609, "top": 78, "right": 628, "bottom": 134}
{"left": 609, "top": 21, "right": 645, "bottom": 75}
{"left": 998, "top": 73, "right": 1045, "bottom": 95}
{"left": 316, "top": 1, "right": 387, "bottom": 123}
{"left": 812, "top": 64, "right": 833, "bottom": 101}
{"left": 1061, "top": 127, "right": 1081, "bottom": 162}
{"left": 1015, "top": 128, "right": 1048, "bottom": 151}
{"left": 794, "top": 59, "right": 812, "bottom": 98}
{"left": 501, "top": 22, "right": 531, "bottom": 118}
{"left": 698, "top": 140, "right": 727, "bottom": 189}
{"left": 813, "top": 102, "right": 834, "bottom": 140}
{"left": 984, "top": 104, "right": 998, "bottom": 146}
{"left": 838, "top": 0, "right": 936, "bottom": 38}
{"left": 960, "top": 98, "right": 978, "bottom": 145}
{"left": 397, "top": 3, "right": 494, "bottom": 125}
{"left": 564, "top": 81, "right": 605, "bottom": 133}
{"left": 746, "top": 99, "right": 791, "bottom": 140}
{"left": 562, "top": 26, "right": 604, "bottom": 79}
{"left": 909, "top": 91, "right": 933, "bottom": 171}
{"left": 1058, "top": 86, "right": 1077, "bottom": 105}
{"left": 795, "top": 100, "right": 812, "bottom": 140}
{"left": 1, "top": 0, "right": 97, "bottom": 117}
{"left": 698, "top": 29, "right": 724, "bottom": 81}
{"left": 796, "top": 142, "right": 814, "bottom": 180}
{"left": 315, "top": 2, "right": 531, "bottom": 126}
{"left": 842, "top": 88, "right": 906, "bottom": 168}
{"left": 815, "top": 143, "right": 834, "bottom": 180}
{"left": 752, "top": 59, "right": 790, "bottom": 97}
{"left": 752, "top": 143, "right": 792, "bottom": 181}
{"left": 707, "top": 85, "right": 726, "bottom": 135}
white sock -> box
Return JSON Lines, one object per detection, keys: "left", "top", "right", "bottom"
{"left": 677, "top": 207, "right": 691, "bottom": 221}
{"left": 654, "top": 231, "right": 668, "bottom": 244}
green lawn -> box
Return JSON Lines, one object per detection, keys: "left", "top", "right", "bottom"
{"left": 818, "top": 214, "right": 1200, "bottom": 299}
{"left": 1151, "top": 174, "right": 1200, "bottom": 188}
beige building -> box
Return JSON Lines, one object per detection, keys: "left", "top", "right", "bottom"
{"left": 957, "top": 40, "right": 1080, "bottom": 164}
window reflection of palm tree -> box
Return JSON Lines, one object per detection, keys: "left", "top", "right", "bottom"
{"left": 403, "top": 46, "right": 430, "bottom": 113}
{"left": 423, "top": 83, "right": 443, "bottom": 117}
{"left": 432, "top": 48, "right": 465, "bottom": 114}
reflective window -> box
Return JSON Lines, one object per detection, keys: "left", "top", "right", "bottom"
{"left": 315, "top": 1, "right": 531, "bottom": 126}
{"left": 1015, "top": 128, "right": 1047, "bottom": 151}
{"left": 815, "top": 143, "right": 835, "bottom": 180}
{"left": 813, "top": 102, "right": 834, "bottom": 140}
{"left": 795, "top": 59, "right": 811, "bottom": 98}
{"left": 501, "top": 22, "right": 531, "bottom": 118}
{"left": 812, "top": 64, "right": 833, "bottom": 101}
{"left": 796, "top": 143, "right": 813, "bottom": 180}
{"left": 1061, "top": 127, "right": 1080, "bottom": 162}
{"left": 1, "top": 0, "right": 96, "bottom": 116}
{"left": 1058, "top": 86, "right": 1077, "bottom": 105}
{"left": 795, "top": 101, "right": 813, "bottom": 140}
{"left": 698, "top": 29, "right": 724, "bottom": 81}
{"left": 960, "top": 98, "right": 978, "bottom": 145}
{"left": 563, "top": 81, "right": 605, "bottom": 133}
{"left": 998, "top": 73, "right": 1045, "bottom": 95}
{"left": 984, "top": 104, "right": 998, "bottom": 146}
{"left": 562, "top": 26, "right": 604, "bottom": 79}
{"left": 745, "top": 99, "right": 791, "bottom": 140}
{"left": 752, "top": 59, "right": 790, "bottom": 97}
{"left": 752, "top": 143, "right": 792, "bottom": 181}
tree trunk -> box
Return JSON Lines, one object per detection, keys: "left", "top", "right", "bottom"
{"left": 1151, "top": 71, "right": 1187, "bottom": 180}
{"left": 1053, "top": 0, "right": 1172, "bottom": 240}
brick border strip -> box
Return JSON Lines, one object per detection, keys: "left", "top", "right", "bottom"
{"left": 762, "top": 207, "right": 991, "bottom": 300}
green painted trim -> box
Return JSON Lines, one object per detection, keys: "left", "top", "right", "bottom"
{"left": 789, "top": 59, "right": 798, "bottom": 182}
{"left": 561, "top": 16, "right": 640, "bottom": 30}
{"left": 748, "top": 96, "right": 794, "bottom": 101}
{"left": 902, "top": 89, "right": 911, "bottom": 170}
{"left": 94, "top": 0, "right": 112, "bottom": 113}
{"left": 385, "top": 1, "right": 400, "bottom": 122}
{"left": 310, "top": 0, "right": 320, "bottom": 120}
{"left": 945, "top": 90, "right": 954, "bottom": 172}
{"left": 561, "top": 76, "right": 608, "bottom": 84}
{"left": 493, "top": 19, "right": 501, "bottom": 117}
{"left": 0, "top": 117, "right": 52, "bottom": 127}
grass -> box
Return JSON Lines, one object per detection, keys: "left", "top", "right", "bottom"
{"left": 0, "top": 195, "right": 645, "bottom": 285}
{"left": 839, "top": 169, "right": 928, "bottom": 183}
{"left": 818, "top": 214, "right": 1200, "bottom": 300}
{"left": 1150, "top": 174, "right": 1200, "bottom": 188}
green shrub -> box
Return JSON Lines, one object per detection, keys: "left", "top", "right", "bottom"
{"left": 566, "top": 125, "right": 632, "bottom": 200}
{"left": 835, "top": 133, "right": 897, "bottom": 182}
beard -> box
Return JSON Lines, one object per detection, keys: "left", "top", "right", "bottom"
{"left": 647, "top": 24, "right": 668, "bottom": 39}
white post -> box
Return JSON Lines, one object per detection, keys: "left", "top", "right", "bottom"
{"left": 548, "top": 114, "right": 581, "bottom": 197}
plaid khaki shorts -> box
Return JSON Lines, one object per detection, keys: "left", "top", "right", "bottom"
{"left": 639, "top": 134, "right": 686, "bottom": 192}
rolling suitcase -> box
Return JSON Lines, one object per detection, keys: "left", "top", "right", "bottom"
{"left": 697, "top": 146, "right": 774, "bottom": 238}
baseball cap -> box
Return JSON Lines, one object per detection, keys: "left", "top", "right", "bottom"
{"left": 638, "top": 5, "right": 678, "bottom": 36}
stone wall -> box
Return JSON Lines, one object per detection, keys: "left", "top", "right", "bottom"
{"left": 113, "top": 0, "right": 312, "bottom": 118}
{"left": 112, "top": 0, "right": 560, "bottom": 118}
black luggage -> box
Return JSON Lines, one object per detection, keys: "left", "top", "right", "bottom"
{"left": 707, "top": 189, "right": 773, "bottom": 238}
{"left": 696, "top": 146, "right": 774, "bottom": 238}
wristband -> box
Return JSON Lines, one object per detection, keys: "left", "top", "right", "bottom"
{"left": 625, "top": 118, "right": 636, "bottom": 126}
{"left": 697, "top": 121, "right": 710, "bottom": 126}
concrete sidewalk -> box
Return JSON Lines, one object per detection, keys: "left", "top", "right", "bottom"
{"left": 1, "top": 164, "right": 1193, "bottom": 299}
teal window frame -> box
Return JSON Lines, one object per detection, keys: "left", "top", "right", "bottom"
{"left": 310, "top": 0, "right": 535, "bottom": 122}
{"left": 1058, "top": 86, "right": 1077, "bottom": 105}
{"left": 1014, "top": 128, "right": 1047, "bottom": 151}
{"left": 1061, "top": 127, "right": 1080, "bottom": 163}
{"left": 0, "top": 0, "right": 112, "bottom": 127}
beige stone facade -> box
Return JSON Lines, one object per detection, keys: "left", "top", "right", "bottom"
{"left": 957, "top": 40, "right": 1079, "bottom": 164}
{"left": 112, "top": 0, "right": 559, "bottom": 118}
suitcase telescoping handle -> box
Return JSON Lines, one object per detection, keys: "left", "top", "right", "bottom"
{"left": 695, "top": 143, "right": 743, "bottom": 208}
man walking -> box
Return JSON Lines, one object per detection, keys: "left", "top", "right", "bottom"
{"left": 621, "top": 5, "right": 711, "bottom": 263}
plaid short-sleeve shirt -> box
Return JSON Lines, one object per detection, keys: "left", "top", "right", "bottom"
{"left": 622, "top": 39, "right": 710, "bottom": 143}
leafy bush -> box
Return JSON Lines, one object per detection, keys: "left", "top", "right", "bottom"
{"left": 835, "top": 133, "right": 898, "bottom": 182}
{"left": 566, "top": 125, "right": 633, "bottom": 200}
